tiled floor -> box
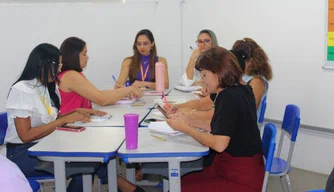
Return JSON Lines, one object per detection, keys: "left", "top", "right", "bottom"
{"left": 41, "top": 167, "right": 329, "bottom": 192}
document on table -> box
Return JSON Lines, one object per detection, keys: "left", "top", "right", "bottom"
{"left": 148, "top": 121, "right": 183, "bottom": 136}
{"left": 115, "top": 97, "right": 138, "bottom": 104}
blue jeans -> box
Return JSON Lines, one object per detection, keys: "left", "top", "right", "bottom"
{"left": 6, "top": 142, "right": 83, "bottom": 192}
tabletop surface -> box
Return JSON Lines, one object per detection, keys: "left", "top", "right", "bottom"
{"left": 28, "top": 127, "right": 125, "bottom": 157}
{"left": 117, "top": 129, "right": 209, "bottom": 158}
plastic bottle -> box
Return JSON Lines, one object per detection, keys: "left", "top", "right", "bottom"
{"left": 155, "top": 62, "right": 165, "bottom": 93}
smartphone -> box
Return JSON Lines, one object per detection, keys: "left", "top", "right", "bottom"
{"left": 144, "top": 118, "right": 165, "bottom": 123}
{"left": 56, "top": 126, "right": 86, "bottom": 132}
{"left": 156, "top": 105, "right": 171, "bottom": 119}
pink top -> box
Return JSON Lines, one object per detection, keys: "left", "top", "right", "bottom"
{"left": 57, "top": 71, "right": 92, "bottom": 114}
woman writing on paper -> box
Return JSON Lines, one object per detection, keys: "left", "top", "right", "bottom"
{"left": 179, "top": 29, "right": 219, "bottom": 87}
{"left": 114, "top": 29, "right": 169, "bottom": 89}
{"left": 167, "top": 47, "right": 264, "bottom": 192}
{"left": 169, "top": 38, "right": 272, "bottom": 125}
{"left": 57, "top": 37, "right": 143, "bottom": 114}
{"left": 4, "top": 43, "right": 106, "bottom": 192}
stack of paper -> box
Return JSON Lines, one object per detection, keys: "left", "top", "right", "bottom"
{"left": 174, "top": 85, "right": 202, "bottom": 92}
{"left": 148, "top": 121, "right": 183, "bottom": 136}
{"left": 115, "top": 97, "right": 138, "bottom": 104}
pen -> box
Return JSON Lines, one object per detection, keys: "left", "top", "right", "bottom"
{"left": 162, "top": 93, "right": 170, "bottom": 110}
{"left": 151, "top": 134, "right": 167, "bottom": 141}
{"left": 112, "top": 75, "right": 117, "bottom": 83}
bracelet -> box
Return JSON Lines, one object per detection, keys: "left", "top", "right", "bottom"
{"left": 190, "top": 109, "right": 197, "bottom": 115}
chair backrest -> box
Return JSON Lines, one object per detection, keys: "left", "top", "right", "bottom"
{"left": 0, "top": 112, "right": 8, "bottom": 145}
{"left": 28, "top": 180, "right": 40, "bottom": 192}
{"left": 281, "top": 104, "right": 300, "bottom": 142}
{"left": 258, "top": 96, "right": 267, "bottom": 129}
{"left": 276, "top": 104, "right": 301, "bottom": 173}
{"left": 261, "top": 123, "right": 277, "bottom": 192}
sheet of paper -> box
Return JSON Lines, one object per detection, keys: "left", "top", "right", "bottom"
{"left": 148, "top": 121, "right": 183, "bottom": 136}
{"left": 115, "top": 97, "right": 138, "bottom": 104}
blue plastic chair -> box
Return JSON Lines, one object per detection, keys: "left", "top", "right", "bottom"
{"left": 28, "top": 180, "right": 41, "bottom": 192}
{"left": 258, "top": 96, "right": 267, "bottom": 130}
{"left": 0, "top": 112, "right": 8, "bottom": 144}
{"left": 270, "top": 105, "right": 301, "bottom": 192}
{"left": 261, "top": 123, "right": 277, "bottom": 192}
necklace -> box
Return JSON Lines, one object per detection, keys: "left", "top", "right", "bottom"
{"left": 212, "top": 92, "right": 220, "bottom": 109}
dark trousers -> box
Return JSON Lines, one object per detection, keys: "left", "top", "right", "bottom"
{"left": 6, "top": 142, "right": 83, "bottom": 192}
{"left": 326, "top": 168, "right": 334, "bottom": 192}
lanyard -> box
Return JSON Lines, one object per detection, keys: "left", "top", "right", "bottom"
{"left": 35, "top": 86, "right": 53, "bottom": 116}
{"left": 140, "top": 63, "right": 150, "bottom": 82}
{"left": 39, "top": 95, "right": 53, "bottom": 116}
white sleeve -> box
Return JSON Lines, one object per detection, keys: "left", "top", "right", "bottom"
{"left": 6, "top": 87, "right": 34, "bottom": 119}
{"left": 179, "top": 72, "right": 195, "bottom": 86}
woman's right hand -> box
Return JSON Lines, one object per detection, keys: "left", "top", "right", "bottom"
{"left": 128, "top": 86, "right": 144, "bottom": 99}
{"left": 114, "top": 82, "right": 124, "bottom": 89}
{"left": 190, "top": 49, "right": 201, "bottom": 64}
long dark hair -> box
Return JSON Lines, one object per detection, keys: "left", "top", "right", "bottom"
{"left": 13, "top": 43, "right": 61, "bottom": 110}
{"left": 129, "top": 29, "right": 157, "bottom": 83}
{"left": 232, "top": 38, "right": 272, "bottom": 80}
{"left": 60, "top": 37, "right": 86, "bottom": 72}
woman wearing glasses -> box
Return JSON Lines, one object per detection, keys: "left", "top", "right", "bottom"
{"left": 168, "top": 38, "right": 272, "bottom": 127}
{"left": 179, "top": 29, "right": 218, "bottom": 86}
{"left": 114, "top": 29, "right": 169, "bottom": 89}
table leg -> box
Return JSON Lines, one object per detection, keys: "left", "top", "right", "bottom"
{"left": 168, "top": 161, "right": 181, "bottom": 192}
{"left": 108, "top": 158, "right": 117, "bottom": 192}
{"left": 126, "top": 167, "right": 135, "bottom": 183}
{"left": 53, "top": 159, "right": 66, "bottom": 192}
{"left": 83, "top": 174, "right": 92, "bottom": 192}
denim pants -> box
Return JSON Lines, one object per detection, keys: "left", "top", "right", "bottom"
{"left": 6, "top": 142, "right": 83, "bottom": 192}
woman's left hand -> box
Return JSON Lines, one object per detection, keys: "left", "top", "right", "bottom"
{"left": 166, "top": 118, "right": 188, "bottom": 132}
{"left": 131, "top": 80, "right": 145, "bottom": 88}
{"left": 75, "top": 108, "right": 107, "bottom": 116}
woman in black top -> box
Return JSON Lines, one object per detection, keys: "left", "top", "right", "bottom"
{"left": 166, "top": 46, "right": 264, "bottom": 192}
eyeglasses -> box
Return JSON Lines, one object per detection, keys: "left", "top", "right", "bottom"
{"left": 196, "top": 39, "right": 211, "bottom": 45}
{"left": 136, "top": 41, "right": 151, "bottom": 47}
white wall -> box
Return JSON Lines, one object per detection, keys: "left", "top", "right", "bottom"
{"left": 182, "top": 0, "right": 334, "bottom": 130}
{"left": 0, "top": 0, "right": 182, "bottom": 111}
{"left": 0, "top": 0, "right": 333, "bottom": 175}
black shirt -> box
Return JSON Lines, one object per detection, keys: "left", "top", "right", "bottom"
{"left": 203, "top": 84, "right": 262, "bottom": 166}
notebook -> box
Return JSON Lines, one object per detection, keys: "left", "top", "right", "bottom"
{"left": 90, "top": 114, "right": 112, "bottom": 122}
{"left": 148, "top": 121, "right": 183, "bottom": 136}
{"left": 174, "top": 85, "right": 202, "bottom": 92}
{"left": 143, "top": 89, "right": 169, "bottom": 96}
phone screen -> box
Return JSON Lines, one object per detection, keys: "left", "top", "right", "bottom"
{"left": 156, "top": 105, "right": 171, "bottom": 119}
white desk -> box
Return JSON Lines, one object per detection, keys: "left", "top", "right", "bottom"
{"left": 70, "top": 108, "right": 151, "bottom": 127}
{"left": 140, "top": 95, "right": 198, "bottom": 127}
{"left": 28, "top": 127, "right": 125, "bottom": 192}
{"left": 117, "top": 129, "right": 209, "bottom": 192}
